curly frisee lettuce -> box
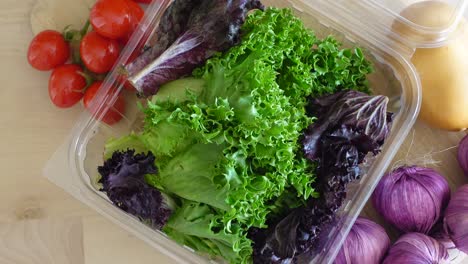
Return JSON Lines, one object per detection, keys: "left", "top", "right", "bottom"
{"left": 98, "top": 7, "right": 375, "bottom": 264}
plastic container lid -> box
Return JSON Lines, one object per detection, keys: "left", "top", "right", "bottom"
{"left": 308, "top": 0, "right": 467, "bottom": 51}
{"left": 382, "top": 0, "right": 468, "bottom": 47}
{"left": 378, "top": 1, "right": 465, "bottom": 29}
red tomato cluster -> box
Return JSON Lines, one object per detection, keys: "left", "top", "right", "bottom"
{"left": 27, "top": 0, "right": 153, "bottom": 125}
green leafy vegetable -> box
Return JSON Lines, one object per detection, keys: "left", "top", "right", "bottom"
{"left": 163, "top": 201, "right": 252, "bottom": 264}
{"left": 150, "top": 77, "right": 205, "bottom": 104}
{"left": 102, "top": 7, "right": 373, "bottom": 263}
{"left": 157, "top": 143, "right": 230, "bottom": 211}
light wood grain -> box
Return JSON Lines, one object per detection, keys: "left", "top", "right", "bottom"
{"left": 30, "top": 0, "right": 95, "bottom": 35}
{"left": 0, "top": 218, "right": 84, "bottom": 264}
{"left": 0, "top": 0, "right": 174, "bottom": 263}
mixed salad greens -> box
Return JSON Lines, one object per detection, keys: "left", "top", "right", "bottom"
{"left": 98, "top": 1, "right": 393, "bottom": 263}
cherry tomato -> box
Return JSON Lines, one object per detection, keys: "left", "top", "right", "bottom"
{"left": 128, "top": 0, "right": 144, "bottom": 26}
{"left": 48, "top": 64, "right": 86, "bottom": 108}
{"left": 83, "top": 81, "right": 126, "bottom": 125}
{"left": 133, "top": 0, "right": 152, "bottom": 3}
{"left": 80, "top": 31, "right": 120, "bottom": 74}
{"left": 123, "top": 80, "right": 136, "bottom": 91}
{"left": 116, "top": 75, "right": 136, "bottom": 91}
{"left": 116, "top": 1, "right": 144, "bottom": 45}
{"left": 27, "top": 30, "right": 70, "bottom": 71}
{"left": 90, "top": 0, "right": 133, "bottom": 39}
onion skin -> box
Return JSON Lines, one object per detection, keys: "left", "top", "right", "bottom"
{"left": 334, "top": 217, "right": 390, "bottom": 264}
{"left": 444, "top": 184, "right": 468, "bottom": 254}
{"left": 372, "top": 166, "right": 450, "bottom": 234}
{"left": 382, "top": 233, "right": 449, "bottom": 264}
{"left": 458, "top": 135, "right": 468, "bottom": 176}
{"left": 431, "top": 221, "right": 458, "bottom": 251}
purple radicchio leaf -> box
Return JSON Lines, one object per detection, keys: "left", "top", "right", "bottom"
{"left": 126, "top": 0, "right": 264, "bottom": 97}
{"left": 98, "top": 149, "right": 173, "bottom": 229}
{"left": 303, "top": 90, "right": 392, "bottom": 161}
{"left": 250, "top": 90, "right": 393, "bottom": 263}
{"left": 146, "top": 0, "right": 202, "bottom": 50}
{"left": 130, "top": 0, "right": 202, "bottom": 71}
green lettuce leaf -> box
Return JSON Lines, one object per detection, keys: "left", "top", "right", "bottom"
{"left": 149, "top": 143, "right": 230, "bottom": 211}
{"left": 103, "top": 7, "right": 374, "bottom": 263}
{"left": 163, "top": 201, "right": 252, "bottom": 264}
{"left": 104, "top": 134, "right": 147, "bottom": 160}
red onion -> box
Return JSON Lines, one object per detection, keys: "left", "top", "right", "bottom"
{"left": 382, "top": 233, "right": 449, "bottom": 264}
{"left": 372, "top": 166, "right": 450, "bottom": 233}
{"left": 434, "top": 234, "right": 464, "bottom": 262}
{"left": 458, "top": 134, "right": 468, "bottom": 176}
{"left": 444, "top": 184, "right": 468, "bottom": 254}
{"left": 334, "top": 217, "right": 390, "bottom": 264}
{"left": 431, "top": 222, "right": 464, "bottom": 262}
{"left": 431, "top": 221, "right": 458, "bottom": 251}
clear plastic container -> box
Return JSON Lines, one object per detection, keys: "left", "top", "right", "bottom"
{"left": 365, "top": 0, "right": 467, "bottom": 47}
{"left": 43, "top": 0, "right": 467, "bottom": 263}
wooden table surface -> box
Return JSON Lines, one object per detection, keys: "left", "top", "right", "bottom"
{"left": 0, "top": 0, "right": 175, "bottom": 263}
{"left": 0, "top": 0, "right": 466, "bottom": 263}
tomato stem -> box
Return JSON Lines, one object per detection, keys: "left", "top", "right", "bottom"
{"left": 61, "top": 21, "right": 112, "bottom": 93}
{"left": 63, "top": 20, "right": 92, "bottom": 65}
{"left": 77, "top": 70, "right": 95, "bottom": 91}
{"left": 80, "top": 20, "right": 91, "bottom": 36}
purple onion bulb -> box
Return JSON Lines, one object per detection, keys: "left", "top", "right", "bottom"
{"left": 431, "top": 221, "right": 457, "bottom": 251}
{"left": 382, "top": 233, "right": 449, "bottom": 264}
{"left": 334, "top": 217, "right": 390, "bottom": 264}
{"left": 372, "top": 166, "right": 450, "bottom": 234}
{"left": 444, "top": 184, "right": 468, "bottom": 254}
{"left": 458, "top": 134, "right": 468, "bottom": 176}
